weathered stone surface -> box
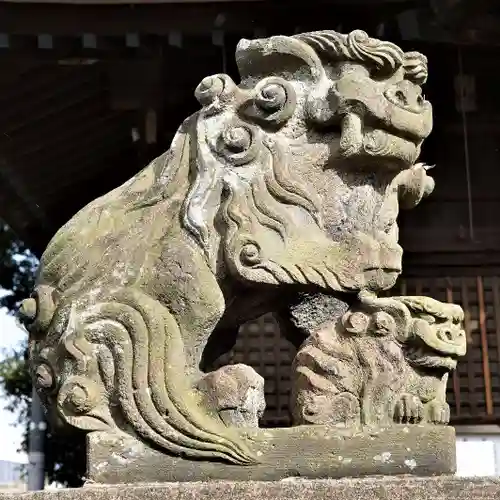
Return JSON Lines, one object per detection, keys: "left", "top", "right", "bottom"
{"left": 197, "top": 364, "right": 265, "bottom": 428}
{"left": 2, "top": 477, "right": 500, "bottom": 500}
{"left": 290, "top": 292, "right": 466, "bottom": 427}
{"left": 21, "top": 27, "right": 466, "bottom": 481}
{"left": 87, "top": 426, "right": 455, "bottom": 483}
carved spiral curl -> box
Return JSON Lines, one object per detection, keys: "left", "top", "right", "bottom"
{"left": 58, "top": 376, "right": 102, "bottom": 416}
{"left": 372, "top": 311, "right": 397, "bottom": 336}
{"left": 195, "top": 74, "right": 238, "bottom": 110}
{"left": 69, "top": 289, "right": 255, "bottom": 464}
{"left": 247, "top": 77, "right": 296, "bottom": 127}
{"left": 403, "top": 52, "right": 428, "bottom": 85}
{"left": 363, "top": 130, "right": 391, "bottom": 156}
{"left": 342, "top": 311, "right": 370, "bottom": 334}
{"left": 341, "top": 308, "right": 397, "bottom": 337}
{"left": 217, "top": 123, "right": 260, "bottom": 166}
{"left": 240, "top": 242, "right": 262, "bottom": 266}
{"left": 346, "top": 30, "right": 403, "bottom": 75}
{"left": 19, "top": 285, "right": 57, "bottom": 339}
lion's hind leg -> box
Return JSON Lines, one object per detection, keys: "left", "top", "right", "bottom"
{"left": 39, "top": 287, "right": 257, "bottom": 465}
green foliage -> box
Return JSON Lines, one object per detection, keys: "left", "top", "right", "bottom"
{"left": 0, "top": 224, "right": 86, "bottom": 487}
{"left": 0, "top": 225, "right": 37, "bottom": 311}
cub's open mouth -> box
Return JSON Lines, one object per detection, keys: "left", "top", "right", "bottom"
{"left": 405, "top": 343, "right": 459, "bottom": 371}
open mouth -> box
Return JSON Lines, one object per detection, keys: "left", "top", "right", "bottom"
{"left": 363, "top": 265, "right": 402, "bottom": 273}
{"left": 335, "top": 109, "right": 424, "bottom": 169}
{"left": 405, "top": 344, "right": 459, "bottom": 371}
{"left": 363, "top": 115, "right": 422, "bottom": 148}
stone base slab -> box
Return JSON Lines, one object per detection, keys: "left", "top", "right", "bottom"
{"left": 88, "top": 425, "right": 456, "bottom": 483}
{"left": 2, "top": 477, "right": 500, "bottom": 500}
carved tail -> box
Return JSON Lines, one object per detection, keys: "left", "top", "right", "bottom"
{"left": 33, "top": 287, "right": 257, "bottom": 465}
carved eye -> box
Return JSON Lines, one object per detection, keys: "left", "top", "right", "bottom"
{"left": 248, "top": 77, "right": 296, "bottom": 127}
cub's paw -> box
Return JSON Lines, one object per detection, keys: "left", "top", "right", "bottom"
{"left": 426, "top": 400, "right": 450, "bottom": 425}
{"left": 394, "top": 394, "right": 424, "bottom": 424}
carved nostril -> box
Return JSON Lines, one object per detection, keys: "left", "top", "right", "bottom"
{"left": 417, "top": 95, "right": 424, "bottom": 106}
{"left": 442, "top": 330, "right": 454, "bottom": 341}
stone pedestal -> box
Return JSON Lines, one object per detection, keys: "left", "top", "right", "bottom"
{"left": 1, "top": 478, "right": 500, "bottom": 500}
{"left": 87, "top": 426, "right": 456, "bottom": 483}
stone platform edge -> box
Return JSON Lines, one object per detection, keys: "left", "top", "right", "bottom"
{"left": 1, "top": 477, "right": 500, "bottom": 500}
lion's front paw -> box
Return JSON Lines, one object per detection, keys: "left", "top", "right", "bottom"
{"left": 394, "top": 394, "right": 424, "bottom": 424}
{"left": 198, "top": 364, "right": 266, "bottom": 428}
{"left": 426, "top": 400, "right": 450, "bottom": 425}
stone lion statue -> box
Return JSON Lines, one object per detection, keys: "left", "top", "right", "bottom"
{"left": 22, "top": 29, "right": 445, "bottom": 468}
{"left": 291, "top": 292, "right": 466, "bottom": 427}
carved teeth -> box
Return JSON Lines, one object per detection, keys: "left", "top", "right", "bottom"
{"left": 339, "top": 112, "right": 363, "bottom": 157}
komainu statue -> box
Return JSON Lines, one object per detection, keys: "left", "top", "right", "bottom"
{"left": 21, "top": 29, "right": 466, "bottom": 483}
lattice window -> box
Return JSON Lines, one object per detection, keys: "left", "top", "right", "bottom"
{"left": 210, "top": 313, "right": 295, "bottom": 427}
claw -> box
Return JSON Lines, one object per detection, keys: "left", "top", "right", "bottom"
{"left": 427, "top": 401, "right": 450, "bottom": 425}
{"left": 394, "top": 394, "right": 424, "bottom": 424}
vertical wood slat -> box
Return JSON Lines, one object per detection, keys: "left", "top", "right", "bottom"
{"left": 492, "top": 277, "right": 500, "bottom": 411}
{"left": 446, "top": 280, "right": 461, "bottom": 417}
{"left": 415, "top": 279, "right": 422, "bottom": 296}
{"left": 477, "top": 275, "right": 494, "bottom": 416}
{"left": 240, "top": 317, "right": 252, "bottom": 368}
{"left": 399, "top": 278, "right": 407, "bottom": 296}
{"left": 461, "top": 277, "right": 473, "bottom": 345}
{"left": 461, "top": 277, "right": 477, "bottom": 414}
{"left": 270, "top": 315, "right": 282, "bottom": 422}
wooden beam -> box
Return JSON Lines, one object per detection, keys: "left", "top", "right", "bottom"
{"left": 0, "top": 0, "right": 410, "bottom": 4}
{"left": 0, "top": 0, "right": 263, "bottom": 3}
{"left": 401, "top": 228, "right": 500, "bottom": 254}
{"left": 0, "top": 2, "right": 410, "bottom": 37}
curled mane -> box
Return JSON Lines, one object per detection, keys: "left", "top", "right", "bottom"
{"left": 39, "top": 105, "right": 323, "bottom": 294}
{"left": 180, "top": 108, "right": 323, "bottom": 267}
